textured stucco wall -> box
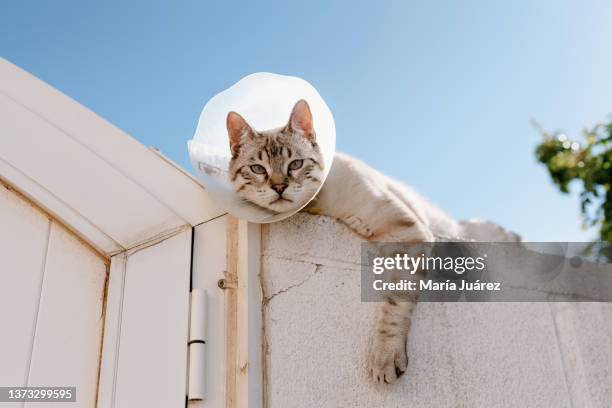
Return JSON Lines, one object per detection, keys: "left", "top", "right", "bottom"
{"left": 261, "top": 213, "right": 612, "bottom": 408}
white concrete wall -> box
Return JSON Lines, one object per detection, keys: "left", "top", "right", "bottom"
{"left": 261, "top": 213, "right": 612, "bottom": 408}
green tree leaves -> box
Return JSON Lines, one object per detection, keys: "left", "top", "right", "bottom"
{"left": 535, "top": 121, "right": 612, "bottom": 243}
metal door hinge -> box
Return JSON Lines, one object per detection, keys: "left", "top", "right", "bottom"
{"left": 187, "top": 288, "right": 207, "bottom": 401}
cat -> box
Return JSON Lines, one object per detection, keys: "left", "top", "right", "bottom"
{"left": 227, "top": 99, "right": 324, "bottom": 214}
{"left": 226, "top": 99, "right": 520, "bottom": 384}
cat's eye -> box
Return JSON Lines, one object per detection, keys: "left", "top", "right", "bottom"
{"left": 250, "top": 164, "right": 267, "bottom": 174}
{"left": 288, "top": 159, "right": 304, "bottom": 171}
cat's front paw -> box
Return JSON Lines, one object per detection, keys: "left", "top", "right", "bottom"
{"left": 367, "top": 334, "right": 408, "bottom": 384}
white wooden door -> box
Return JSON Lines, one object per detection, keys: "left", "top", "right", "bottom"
{"left": 0, "top": 182, "right": 107, "bottom": 407}
{"left": 1, "top": 58, "right": 231, "bottom": 408}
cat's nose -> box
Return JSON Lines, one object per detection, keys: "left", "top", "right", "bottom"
{"left": 272, "top": 184, "right": 288, "bottom": 195}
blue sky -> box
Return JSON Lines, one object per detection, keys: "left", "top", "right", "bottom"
{"left": 2, "top": 1, "right": 612, "bottom": 241}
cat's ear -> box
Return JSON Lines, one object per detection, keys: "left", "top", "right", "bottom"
{"left": 226, "top": 111, "right": 253, "bottom": 157}
{"left": 288, "top": 99, "right": 315, "bottom": 142}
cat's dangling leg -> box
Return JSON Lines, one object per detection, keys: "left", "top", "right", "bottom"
{"left": 368, "top": 293, "right": 416, "bottom": 384}
{"left": 367, "top": 227, "right": 432, "bottom": 384}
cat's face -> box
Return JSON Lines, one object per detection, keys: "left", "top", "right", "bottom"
{"left": 227, "top": 100, "right": 324, "bottom": 213}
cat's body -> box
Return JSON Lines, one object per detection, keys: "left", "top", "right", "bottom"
{"left": 226, "top": 100, "right": 519, "bottom": 385}
{"left": 307, "top": 153, "right": 461, "bottom": 242}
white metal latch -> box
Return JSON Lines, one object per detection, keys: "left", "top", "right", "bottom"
{"left": 188, "top": 288, "right": 207, "bottom": 401}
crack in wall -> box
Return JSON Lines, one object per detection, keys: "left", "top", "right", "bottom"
{"left": 263, "top": 264, "right": 323, "bottom": 305}
{"left": 549, "top": 303, "right": 593, "bottom": 408}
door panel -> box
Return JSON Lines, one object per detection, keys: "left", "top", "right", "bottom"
{"left": 101, "top": 229, "right": 192, "bottom": 408}
{"left": 0, "top": 184, "right": 50, "bottom": 400}
{"left": 26, "top": 223, "right": 107, "bottom": 408}
{"left": 0, "top": 183, "right": 107, "bottom": 408}
{"left": 189, "top": 216, "right": 227, "bottom": 408}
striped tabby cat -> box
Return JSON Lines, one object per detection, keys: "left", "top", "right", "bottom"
{"left": 226, "top": 100, "right": 518, "bottom": 384}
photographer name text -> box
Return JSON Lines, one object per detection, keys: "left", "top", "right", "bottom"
{"left": 373, "top": 279, "right": 501, "bottom": 292}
